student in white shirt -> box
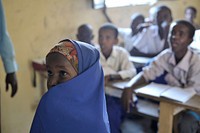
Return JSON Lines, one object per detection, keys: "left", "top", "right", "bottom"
{"left": 99, "top": 23, "right": 136, "bottom": 84}
{"left": 103, "top": 5, "right": 172, "bottom": 58}
{"left": 76, "top": 24, "right": 95, "bottom": 46}
{"left": 98, "top": 23, "right": 136, "bottom": 133}
{"left": 129, "top": 5, "right": 173, "bottom": 57}
{"left": 118, "top": 13, "right": 145, "bottom": 52}
{"left": 121, "top": 20, "right": 200, "bottom": 133}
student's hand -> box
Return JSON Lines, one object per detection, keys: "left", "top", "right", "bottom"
{"left": 121, "top": 88, "right": 133, "bottom": 113}
{"left": 5, "top": 72, "right": 18, "bottom": 97}
{"left": 104, "top": 75, "right": 110, "bottom": 86}
{"left": 161, "top": 21, "right": 170, "bottom": 32}
{"left": 137, "top": 22, "right": 152, "bottom": 32}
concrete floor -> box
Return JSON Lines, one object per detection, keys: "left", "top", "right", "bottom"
{"left": 121, "top": 116, "right": 157, "bottom": 133}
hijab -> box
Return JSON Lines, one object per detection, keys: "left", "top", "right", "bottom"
{"left": 30, "top": 39, "right": 110, "bottom": 133}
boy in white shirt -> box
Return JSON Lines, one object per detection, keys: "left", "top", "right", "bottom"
{"left": 121, "top": 20, "right": 200, "bottom": 133}
{"left": 129, "top": 5, "right": 173, "bottom": 57}
{"left": 76, "top": 24, "right": 94, "bottom": 45}
{"left": 98, "top": 23, "right": 136, "bottom": 133}
{"left": 118, "top": 13, "right": 145, "bottom": 52}
{"left": 99, "top": 23, "right": 136, "bottom": 84}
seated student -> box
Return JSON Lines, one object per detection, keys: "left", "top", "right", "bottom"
{"left": 118, "top": 13, "right": 145, "bottom": 52}
{"left": 121, "top": 20, "right": 200, "bottom": 132}
{"left": 129, "top": 5, "right": 173, "bottom": 57}
{"left": 102, "top": 8, "right": 145, "bottom": 54}
{"left": 30, "top": 39, "right": 110, "bottom": 133}
{"left": 76, "top": 24, "right": 94, "bottom": 45}
{"left": 99, "top": 23, "right": 136, "bottom": 83}
{"left": 185, "top": 6, "right": 200, "bottom": 30}
{"left": 98, "top": 23, "right": 137, "bottom": 133}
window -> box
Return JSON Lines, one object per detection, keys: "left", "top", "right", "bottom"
{"left": 92, "top": 0, "right": 157, "bottom": 9}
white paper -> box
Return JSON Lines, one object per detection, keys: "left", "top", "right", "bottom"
{"left": 160, "top": 87, "right": 196, "bottom": 103}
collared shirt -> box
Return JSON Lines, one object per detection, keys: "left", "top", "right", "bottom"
{"left": 99, "top": 46, "right": 136, "bottom": 80}
{"left": 143, "top": 48, "right": 200, "bottom": 94}
{"left": 118, "top": 26, "right": 164, "bottom": 54}
{"left": 118, "top": 28, "right": 139, "bottom": 52}
{"left": 0, "top": 0, "right": 17, "bottom": 73}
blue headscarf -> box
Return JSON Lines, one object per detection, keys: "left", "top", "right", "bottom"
{"left": 30, "top": 39, "right": 110, "bottom": 133}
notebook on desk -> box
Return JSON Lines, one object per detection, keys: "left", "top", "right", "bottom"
{"left": 135, "top": 83, "right": 196, "bottom": 103}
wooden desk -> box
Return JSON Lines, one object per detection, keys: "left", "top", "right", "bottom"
{"left": 107, "top": 80, "right": 159, "bottom": 120}
{"left": 109, "top": 81, "right": 200, "bottom": 133}
{"left": 135, "top": 90, "right": 200, "bottom": 133}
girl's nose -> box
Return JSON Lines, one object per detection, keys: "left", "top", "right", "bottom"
{"left": 47, "top": 76, "right": 59, "bottom": 89}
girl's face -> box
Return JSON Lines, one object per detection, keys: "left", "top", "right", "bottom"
{"left": 46, "top": 52, "right": 78, "bottom": 89}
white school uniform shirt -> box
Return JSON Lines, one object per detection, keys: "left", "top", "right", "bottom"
{"left": 99, "top": 46, "right": 136, "bottom": 80}
{"left": 142, "top": 48, "right": 200, "bottom": 95}
{"left": 118, "top": 28, "right": 139, "bottom": 52}
{"left": 118, "top": 25, "right": 164, "bottom": 54}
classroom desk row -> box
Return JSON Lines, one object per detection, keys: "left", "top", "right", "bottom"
{"left": 107, "top": 80, "right": 200, "bottom": 133}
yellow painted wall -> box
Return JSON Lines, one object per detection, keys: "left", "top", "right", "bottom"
{"left": 0, "top": 0, "right": 199, "bottom": 132}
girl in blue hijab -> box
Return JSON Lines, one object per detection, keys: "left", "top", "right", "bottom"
{"left": 30, "top": 39, "right": 110, "bottom": 133}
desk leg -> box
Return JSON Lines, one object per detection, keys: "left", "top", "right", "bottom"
{"left": 158, "top": 102, "right": 175, "bottom": 133}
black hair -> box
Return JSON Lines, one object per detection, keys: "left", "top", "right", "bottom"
{"left": 99, "top": 23, "right": 118, "bottom": 38}
{"left": 131, "top": 13, "right": 145, "bottom": 21}
{"left": 156, "top": 5, "right": 172, "bottom": 15}
{"left": 78, "top": 24, "right": 93, "bottom": 32}
{"left": 185, "top": 6, "right": 197, "bottom": 15}
{"left": 175, "top": 20, "right": 195, "bottom": 38}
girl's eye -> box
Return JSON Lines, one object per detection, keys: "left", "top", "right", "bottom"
{"left": 47, "top": 70, "right": 53, "bottom": 76}
{"left": 60, "top": 71, "right": 68, "bottom": 77}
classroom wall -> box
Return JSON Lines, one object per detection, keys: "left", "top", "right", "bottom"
{"left": 0, "top": 0, "right": 200, "bottom": 132}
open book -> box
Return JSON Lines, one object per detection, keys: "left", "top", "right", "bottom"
{"left": 135, "top": 83, "right": 196, "bottom": 103}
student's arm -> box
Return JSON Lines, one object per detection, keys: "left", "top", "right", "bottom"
{"left": 104, "top": 74, "right": 122, "bottom": 86}
{"left": 186, "top": 56, "right": 200, "bottom": 94}
{"left": 130, "top": 47, "right": 158, "bottom": 57}
{"left": 158, "top": 21, "right": 171, "bottom": 49}
{"left": 117, "top": 48, "right": 137, "bottom": 79}
{"left": 121, "top": 52, "right": 168, "bottom": 112}
{"left": 121, "top": 72, "right": 148, "bottom": 112}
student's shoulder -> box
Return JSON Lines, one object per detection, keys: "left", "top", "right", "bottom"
{"left": 190, "top": 48, "right": 200, "bottom": 61}
{"left": 94, "top": 44, "right": 100, "bottom": 51}
{"left": 157, "top": 48, "right": 172, "bottom": 57}
{"left": 153, "top": 49, "right": 172, "bottom": 61}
